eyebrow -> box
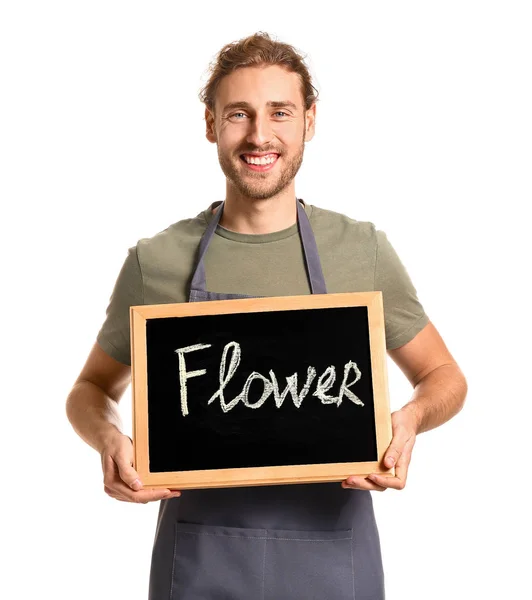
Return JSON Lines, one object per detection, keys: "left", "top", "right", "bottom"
{"left": 222, "top": 100, "right": 298, "bottom": 113}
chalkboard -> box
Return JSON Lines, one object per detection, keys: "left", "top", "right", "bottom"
{"left": 130, "top": 292, "right": 393, "bottom": 489}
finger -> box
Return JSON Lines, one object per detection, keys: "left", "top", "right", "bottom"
{"left": 105, "top": 481, "right": 181, "bottom": 503}
{"left": 103, "top": 455, "right": 164, "bottom": 501}
{"left": 104, "top": 484, "right": 129, "bottom": 502}
{"left": 384, "top": 430, "right": 412, "bottom": 469}
{"left": 103, "top": 456, "right": 182, "bottom": 502}
{"left": 367, "top": 473, "right": 406, "bottom": 490}
{"left": 342, "top": 476, "right": 387, "bottom": 492}
{"left": 369, "top": 432, "right": 416, "bottom": 490}
{"left": 393, "top": 437, "right": 415, "bottom": 484}
{"left": 113, "top": 450, "right": 143, "bottom": 491}
{"left": 107, "top": 490, "right": 142, "bottom": 503}
{"left": 127, "top": 488, "right": 182, "bottom": 503}
{"left": 104, "top": 482, "right": 131, "bottom": 500}
{"left": 104, "top": 452, "right": 143, "bottom": 493}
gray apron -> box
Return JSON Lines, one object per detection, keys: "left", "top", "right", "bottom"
{"left": 148, "top": 200, "right": 385, "bottom": 600}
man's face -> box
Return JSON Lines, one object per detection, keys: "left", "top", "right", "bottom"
{"left": 206, "top": 65, "right": 315, "bottom": 200}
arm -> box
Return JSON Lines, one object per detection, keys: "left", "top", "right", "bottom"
{"left": 343, "top": 320, "right": 467, "bottom": 492}
{"left": 66, "top": 342, "right": 181, "bottom": 503}
{"left": 388, "top": 319, "right": 468, "bottom": 435}
{"left": 66, "top": 341, "right": 131, "bottom": 453}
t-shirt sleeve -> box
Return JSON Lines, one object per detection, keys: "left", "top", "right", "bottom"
{"left": 96, "top": 245, "right": 143, "bottom": 365}
{"left": 374, "top": 228, "right": 429, "bottom": 350}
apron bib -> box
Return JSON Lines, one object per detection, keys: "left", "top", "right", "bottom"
{"left": 148, "top": 200, "right": 385, "bottom": 600}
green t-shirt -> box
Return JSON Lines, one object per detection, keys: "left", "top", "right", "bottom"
{"left": 96, "top": 201, "right": 429, "bottom": 366}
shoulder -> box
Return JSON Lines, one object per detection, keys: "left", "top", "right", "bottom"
{"left": 307, "top": 203, "right": 377, "bottom": 245}
{"left": 134, "top": 211, "right": 208, "bottom": 264}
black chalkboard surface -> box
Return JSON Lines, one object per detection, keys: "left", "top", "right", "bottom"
{"left": 130, "top": 292, "right": 392, "bottom": 489}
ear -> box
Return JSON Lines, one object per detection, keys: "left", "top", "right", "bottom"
{"left": 205, "top": 107, "right": 217, "bottom": 144}
{"left": 304, "top": 103, "right": 316, "bottom": 142}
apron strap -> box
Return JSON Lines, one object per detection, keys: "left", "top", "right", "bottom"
{"left": 296, "top": 200, "right": 327, "bottom": 295}
{"left": 189, "top": 201, "right": 224, "bottom": 294}
{"left": 189, "top": 199, "right": 327, "bottom": 296}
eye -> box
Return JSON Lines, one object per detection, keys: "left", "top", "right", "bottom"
{"left": 231, "top": 112, "right": 247, "bottom": 119}
{"left": 274, "top": 111, "right": 288, "bottom": 117}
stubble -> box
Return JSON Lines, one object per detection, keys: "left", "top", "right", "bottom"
{"left": 217, "top": 129, "right": 306, "bottom": 201}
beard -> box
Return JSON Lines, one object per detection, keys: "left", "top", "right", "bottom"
{"left": 216, "top": 133, "right": 306, "bottom": 201}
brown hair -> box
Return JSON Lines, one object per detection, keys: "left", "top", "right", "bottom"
{"left": 198, "top": 31, "right": 319, "bottom": 114}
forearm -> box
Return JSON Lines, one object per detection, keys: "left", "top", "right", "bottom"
{"left": 66, "top": 380, "right": 124, "bottom": 454}
{"left": 401, "top": 364, "right": 468, "bottom": 434}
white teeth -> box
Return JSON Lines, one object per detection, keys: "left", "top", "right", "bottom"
{"left": 243, "top": 154, "right": 278, "bottom": 165}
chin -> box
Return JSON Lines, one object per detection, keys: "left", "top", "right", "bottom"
{"left": 237, "top": 184, "right": 289, "bottom": 201}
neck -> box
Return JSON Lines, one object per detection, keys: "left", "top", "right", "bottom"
{"left": 215, "top": 183, "right": 299, "bottom": 234}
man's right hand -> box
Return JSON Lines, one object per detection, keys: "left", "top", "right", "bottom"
{"left": 101, "top": 432, "right": 181, "bottom": 504}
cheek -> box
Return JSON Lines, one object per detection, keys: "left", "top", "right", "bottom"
{"left": 274, "top": 124, "right": 304, "bottom": 146}
{"left": 218, "top": 132, "right": 242, "bottom": 154}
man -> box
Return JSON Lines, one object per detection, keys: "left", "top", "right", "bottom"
{"left": 66, "top": 32, "right": 467, "bottom": 599}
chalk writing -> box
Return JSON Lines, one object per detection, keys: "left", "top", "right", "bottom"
{"left": 175, "top": 341, "right": 364, "bottom": 417}
{"left": 175, "top": 343, "right": 212, "bottom": 417}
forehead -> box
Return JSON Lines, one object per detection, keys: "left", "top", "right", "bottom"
{"left": 215, "top": 65, "right": 303, "bottom": 112}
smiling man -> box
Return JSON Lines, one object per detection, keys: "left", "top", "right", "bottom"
{"left": 66, "top": 32, "right": 467, "bottom": 599}
{"left": 207, "top": 61, "right": 315, "bottom": 236}
{"left": 213, "top": 67, "right": 307, "bottom": 203}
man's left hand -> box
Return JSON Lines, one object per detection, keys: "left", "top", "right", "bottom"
{"left": 342, "top": 408, "right": 418, "bottom": 491}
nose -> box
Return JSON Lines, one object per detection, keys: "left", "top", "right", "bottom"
{"left": 246, "top": 114, "right": 274, "bottom": 148}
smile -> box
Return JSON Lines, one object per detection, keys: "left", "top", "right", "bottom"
{"left": 240, "top": 153, "right": 279, "bottom": 172}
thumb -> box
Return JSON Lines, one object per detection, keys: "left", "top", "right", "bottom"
{"left": 384, "top": 429, "right": 411, "bottom": 469}
{"left": 114, "top": 451, "right": 143, "bottom": 491}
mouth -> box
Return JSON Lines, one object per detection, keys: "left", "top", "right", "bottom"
{"left": 239, "top": 153, "right": 280, "bottom": 172}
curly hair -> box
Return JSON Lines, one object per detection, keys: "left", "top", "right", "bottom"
{"left": 198, "top": 31, "right": 319, "bottom": 113}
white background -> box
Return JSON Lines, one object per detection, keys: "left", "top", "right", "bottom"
{"left": 1, "top": 1, "right": 531, "bottom": 599}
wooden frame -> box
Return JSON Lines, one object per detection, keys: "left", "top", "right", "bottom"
{"left": 130, "top": 291, "right": 393, "bottom": 489}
